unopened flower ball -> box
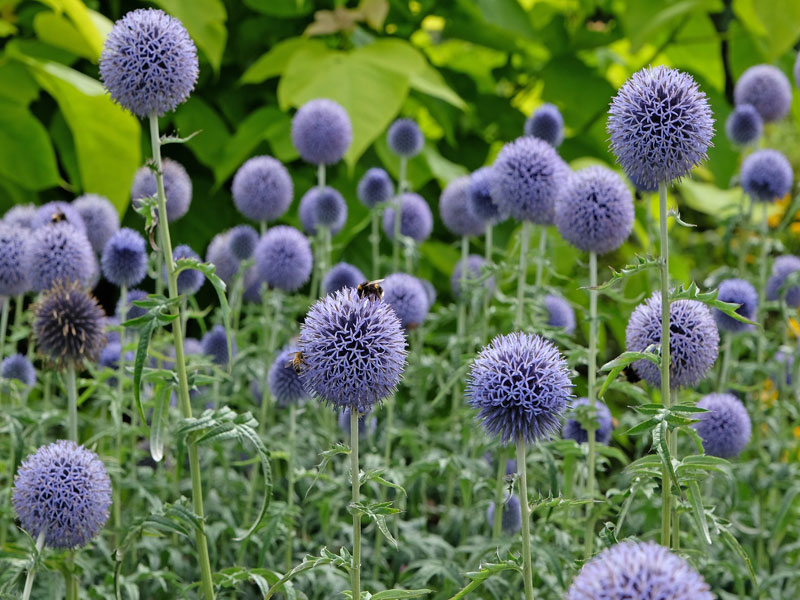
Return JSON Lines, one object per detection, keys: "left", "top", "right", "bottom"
{"left": 468, "top": 166, "right": 506, "bottom": 224}
{"left": 562, "top": 397, "right": 613, "bottom": 445}
{"left": 268, "top": 346, "right": 310, "bottom": 407}
{"left": 544, "top": 294, "right": 575, "bottom": 334}
{"left": 31, "top": 201, "right": 86, "bottom": 233}
{"left": 74, "top": 194, "right": 120, "bottom": 254}
{"left": 734, "top": 64, "right": 792, "bottom": 123}
{"left": 117, "top": 288, "right": 148, "bottom": 322}
{"left": 693, "top": 393, "right": 751, "bottom": 459}
{"left": 201, "top": 325, "right": 235, "bottom": 366}
{"left": 254, "top": 225, "right": 313, "bottom": 292}
{"left": 299, "top": 186, "right": 348, "bottom": 236}
{"left": 167, "top": 244, "right": 205, "bottom": 295}
{"left": 713, "top": 278, "right": 757, "bottom": 333}
{"left": 232, "top": 155, "right": 293, "bottom": 222}
{"left": 382, "top": 192, "right": 433, "bottom": 242}
{"left": 1, "top": 354, "right": 36, "bottom": 399}
{"left": 741, "top": 149, "right": 793, "bottom": 202}
{"left": 338, "top": 408, "right": 378, "bottom": 438}
{"left": 451, "top": 254, "right": 495, "bottom": 299}
{"left": 440, "top": 176, "right": 486, "bottom": 236}
{"left": 0, "top": 223, "right": 29, "bottom": 296}
{"left": 357, "top": 167, "right": 394, "bottom": 208}
{"left": 102, "top": 227, "right": 148, "bottom": 288}
{"left": 291, "top": 98, "right": 352, "bottom": 165}
{"left": 26, "top": 222, "right": 95, "bottom": 291}
{"left": 206, "top": 231, "right": 239, "bottom": 285}
{"left": 382, "top": 273, "right": 429, "bottom": 329}
{"left": 387, "top": 118, "right": 424, "bottom": 158}
{"left": 322, "top": 262, "right": 365, "bottom": 296}
{"left": 228, "top": 224, "right": 259, "bottom": 261}
{"left": 131, "top": 158, "right": 192, "bottom": 222}
{"left": 486, "top": 494, "right": 522, "bottom": 535}
{"left": 766, "top": 255, "right": 800, "bottom": 307}
{"left": 4, "top": 203, "right": 36, "bottom": 229}
{"left": 725, "top": 104, "right": 763, "bottom": 146}
{"left": 524, "top": 103, "right": 564, "bottom": 147}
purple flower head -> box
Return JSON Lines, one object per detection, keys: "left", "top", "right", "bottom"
{"left": 387, "top": 118, "right": 424, "bottom": 158}
{"left": 608, "top": 65, "right": 714, "bottom": 190}
{"left": 167, "top": 244, "right": 204, "bottom": 295}
{"left": 201, "top": 324, "right": 235, "bottom": 366}
{"left": 291, "top": 98, "right": 352, "bottom": 165}
{"left": 694, "top": 393, "right": 751, "bottom": 459}
{"left": 100, "top": 8, "right": 198, "bottom": 118}
{"left": 490, "top": 136, "right": 568, "bottom": 224}
{"left": 26, "top": 222, "right": 95, "bottom": 291}
{"left": 524, "top": 103, "right": 564, "bottom": 147}
{"left": 562, "top": 397, "right": 613, "bottom": 445}
{"left": 419, "top": 277, "right": 436, "bottom": 309}
{"left": 741, "top": 149, "right": 793, "bottom": 202}
{"left": 117, "top": 288, "right": 148, "bottom": 323}
{"left": 299, "top": 186, "right": 348, "bottom": 236}
{"left": 228, "top": 225, "right": 259, "bottom": 261}
{"left": 486, "top": 494, "right": 522, "bottom": 535}
{"left": 101, "top": 227, "right": 147, "bottom": 288}
{"left": 468, "top": 166, "right": 506, "bottom": 224}
{"left": 268, "top": 346, "right": 310, "bottom": 408}
{"left": 382, "top": 193, "right": 433, "bottom": 243}
{"left": 357, "top": 167, "right": 394, "bottom": 208}
{"left": 440, "top": 176, "right": 486, "bottom": 236}
{"left": 322, "top": 262, "right": 365, "bottom": 296}
{"left": 725, "top": 104, "right": 763, "bottom": 146}
{"left": 626, "top": 293, "right": 720, "bottom": 389}
{"left": 566, "top": 540, "right": 713, "bottom": 600}
{"left": 254, "top": 225, "right": 312, "bottom": 292}
{"left": 0, "top": 223, "right": 29, "bottom": 295}
{"left": 13, "top": 440, "right": 111, "bottom": 549}
{"left": 382, "top": 273, "right": 429, "bottom": 329}
{"left": 452, "top": 254, "right": 495, "bottom": 299}
{"left": 734, "top": 64, "right": 792, "bottom": 123}
{"left": 467, "top": 332, "right": 573, "bottom": 445}
{"left": 73, "top": 194, "right": 120, "bottom": 254}
{"left": 713, "top": 278, "right": 757, "bottom": 333}
{"left": 338, "top": 408, "right": 378, "bottom": 438}
{"left": 766, "top": 255, "right": 800, "bottom": 307}
{"left": 544, "top": 294, "right": 575, "bottom": 334}
{"left": 131, "top": 158, "right": 192, "bottom": 222}
{"left": 206, "top": 232, "right": 239, "bottom": 285}
{"left": 232, "top": 156, "right": 293, "bottom": 222}
{"left": 4, "top": 204, "right": 36, "bottom": 229}
{"left": 32, "top": 201, "right": 86, "bottom": 234}
{"left": 555, "top": 166, "right": 634, "bottom": 255}
{"left": 299, "top": 288, "right": 407, "bottom": 412}
{"left": 1, "top": 354, "right": 36, "bottom": 399}
{"left": 628, "top": 172, "right": 657, "bottom": 193}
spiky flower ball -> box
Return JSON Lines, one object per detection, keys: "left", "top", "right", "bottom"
{"left": 562, "top": 397, "right": 613, "bottom": 445}
{"left": 524, "top": 103, "right": 564, "bottom": 147}
{"left": 766, "top": 255, "right": 800, "bottom": 307}
{"left": 299, "top": 288, "right": 407, "bottom": 413}
{"left": 486, "top": 495, "right": 522, "bottom": 534}
{"left": 734, "top": 64, "right": 792, "bottom": 123}
{"left": 254, "top": 225, "right": 313, "bottom": 292}
{"left": 468, "top": 166, "right": 505, "bottom": 224}
{"left": 626, "top": 293, "right": 719, "bottom": 389}
{"left": 131, "top": 158, "right": 192, "bottom": 222}
{"left": 31, "top": 201, "right": 86, "bottom": 234}
{"left": 451, "top": 255, "right": 495, "bottom": 299}
{"left": 228, "top": 225, "right": 259, "bottom": 261}
{"left": 357, "top": 167, "right": 394, "bottom": 208}
{"left": 1, "top": 354, "right": 36, "bottom": 399}
{"left": 555, "top": 166, "right": 634, "bottom": 255}
{"left": 100, "top": 8, "right": 198, "bottom": 118}
{"left": 0, "top": 223, "right": 29, "bottom": 296}
{"left": 232, "top": 156, "right": 293, "bottom": 222}
{"left": 387, "top": 118, "right": 424, "bottom": 158}
{"left": 12, "top": 440, "right": 111, "bottom": 549}
{"left": 608, "top": 66, "right": 714, "bottom": 189}
{"left": 490, "top": 136, "right": 568, "bottom": 224}
{"left": 206, "top": 231, "right": 239, "bottom": 285}
{"left": 713, "top": 278, "right": 757, "bottom": 333}
{"left": 382, "top": 193, "right": 433, "bottom": 242}
{"left": 725, "top": 104, "right": 763, "bottom": 146}
{"left": 440, "top": 176, "right": 486, "bottom": 236}
{"left": 4, "top": 204, "right": 36, "bottom": 229}
{"left": 101, "top": 227, "right": 147, "bottom": 288}
{"left": 291, "top": 98, "right": 352, "bottom": 165}
{"left": 73, "top": 194, "right": 120, "bottom": 254}
{"left": 565, "top": 540, "right": 713, "bottom": 600}
{"left": 741, "top": 149, "right": 793, "bottom": 202}
{"left": 169, "top": 245, "right": 204, "bottom": 295}
{"left": 693, "top": 393, "right": 751, "bottom": 459}
{"left": 26, "top": 222, "right": 95, "bottom": 292}
{"left": 201, "top": 325, "right": 235, "bottom": 366}
{"left": 268, "top": 347, "right": 310, "bottom": 408}
{"left": 338, "top": 409, "right": 378, "bottom": 438}
{"left": 544, "top": 294, "right": 575, "bottom": 334}
{"left": 322, "top": 262, "right": 365, "bottom": 296}
{"left": 382, "top": 273, "right": 429, "bottom": 329}
{"left": 299, "top": 186, "right": 348, "bottom": 236}
{"left": 467, "top": 332, "right": 572, "bottom": 445}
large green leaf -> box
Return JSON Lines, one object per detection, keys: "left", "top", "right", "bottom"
{"left": 0, "top": 99, "right": 60, "bottom": 190}
{"left": 36, "top": 0, "right": 106, "bottom": 60}
{"left": 174, "top": 97, "right": 231, "bottom": 169}
{"left": 734, "top": 0, "right": 800, "bottom": 60}
{"left": 240, "top": 38, "right": 326, "bottom": 84}
{"left": 153, "top": 0, "right": 227, "bottom": 73}
{"left": 243, "top": 0, "right": 314, "bottom": 16}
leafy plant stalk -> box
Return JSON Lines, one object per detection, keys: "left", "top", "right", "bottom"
{"left": 658, "top": 181, "right": 672, "bottom": 548}
{"left": 515, "top": 222, "right": 531, "bottom": 330}
{"left": 535, "top": 227, "right": 547, "bottom": 289}
{"left": 670, "top": 388, "right": 679, "bottom": 549}
{"left": 392, "top": 157, "right": 407, "bottom": 273}
{"left": 757, "top": 206, "right": 768, "bottom": 363}
{"left": 65, "top": 362, "right": 78, "bottom": 442}
{"left": 0, "top": 295, "right": 8, "bottom": 360}
{"left": 491, "top": 447, "right": 505, "bottom": 540}
{"left": 286, "top": 402, "right": 297, "bottom": 572}
{"left": 114, "top": 284, "right": 127, "bottom": 540}
{"left": 717, "top": 333, "right": 731, "bottom": 392}
{"left": 452, "top": 235, "right": 469, "bottom": 413}
{"left": 351, "top": 409, "right": 362, "bottom": 600}
{"left": 21, "top": 529, "right": 46, "bottom": 600}
{"left": 584, "top": 250, "right": 598, "bottom": 558}
{"left": 516, "top": 436, "right": 535, "bottom": 600}
{"left": 482, "top": 224, "right": 493, "bottom": 344}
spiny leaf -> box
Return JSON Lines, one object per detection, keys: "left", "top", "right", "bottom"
{"left": 160, "top": 130, "right": 202, "bottom": 145}
{"left": 670, "top": 282, "right": 757, "bottom": 326}
{"left": 598, "top": 349, "right": 659, "bottom": 398}
{"left": 590, "top": 255, "right": 660, "bottom": 291}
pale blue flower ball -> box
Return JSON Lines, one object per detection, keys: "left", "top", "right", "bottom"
{"left": 357, "top": 168, "right": 394, "bottom": 208}
{"left": 382, "top": 193, "right": 433, "bottom": 242}
{"left": 26, "top": 222, "right": 95, "bottom": 291}
{"left": 0, "top": 223, "right": 29, "bottom": 296}
{"left": 382, "top": 273, "right": 429, "bottom": 329}
{"left": 694, "top": 393, "right": 751, "bottom": 459}
{"left": 232, "top": 156, "right": 293, "bottom": 222}
{"left": 254, "top": 225, "right": 313, "bottom": 292}
{"left": 725, "top": 104, "right": 762, "bottom": 146}
{"left": 741, "top": 149, "right": 793, "bottom": 202}
{"left": 387, "top": 118, "right": 424, "bottom": 158}
{"left": 101, "top": 227, "right": 148, "bottom": 288}
{"left": 131, "top": 158, "right": 192, "bottom": 223}
{"left": 291, "top": 98, "right": 352, "bottom": 165}
{"left": 74, "top": 194, "right": 119, "bottom": 254}
{"left": 440, "top": 176, "right": 486, "bottom": 236}
{"left": 734, "top": 64, "right": 792, "bottom": 123}
{"left": 322, "top": 262, "right": 365, "bottom": 296}
{"left": 524, "top": 103, "right": 564, "bottom": 147}
{"left": 299, "top": 186, "right": 348, "bottom": 236}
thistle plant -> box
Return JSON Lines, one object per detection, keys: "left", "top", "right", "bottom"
{"left": 0, "top": 223, "right": 29, "bottom": 359}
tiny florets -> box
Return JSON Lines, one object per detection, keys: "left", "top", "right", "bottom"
{"left": 524, "top": 103, "right": 564, "bottom": 147}
{"left": 725, "top": 104, "right": 763, "bottom": 146}
{"left": 268, "top": 347, "right": 310, "bottom": 407}
{"left": 486, "top": 494, "right": 522, "bottom": 534}
{"left": 740, "top": 149, "right": 794, "bottom": 202}
{"left": 544, "top": 294, "right": 575, "bottom": 334}
{"left": 101, "top": 227, "right": 148, "bottom": 288}
{"left": 451, "top": 254, "right": 495, "bottom": 299}
{"left": 4, "top": 204, "right": 37, "bottom": 229}
{"left": 357, "top": 168, "right": 394, "bottom": 208}
{"left": 1, "top": 354, "right": 36, "bottom": 398}
{"left": 26, "top": 222, "right": 95, "bottom": 291}
{"left": 0, "top": 223, "right": 29, "bottom": 296}
{"left": 254, "top": 225, "right": 313, "bottom": 292}
{"left": 73, "top": 194, "right": 120, "bottom": 254}
{"left": 201, "top": 325, "right": 235, "bottom": 366}
{"left": 338, "top": 408, "right": 378, "bottom": 438}
{"left": 299, "top": 186, "right": 348, "bottom": 236}
{"left": 382, "top": 273, "right": 429, "bottom": 329}
{"left": 131, "top": 158, "right": 192, "bottom": 222}
{"left": 291, "top": 98, "right": 352, "bottom": 165}
{"left": 232, "top": 156, "right": 293, "bottom": 222}
{"left": 693, "top": 393, "right": 751, "bottom": 458}
{"left": 562, "top": 397, "right": 613, "bottom": 445}
{"left": 31, "top": 201, "right": 86, "bottom": 233}
{"left": 322, "top": 262, "right": 365, "bottom": 296}
{"left": 228, "top": 225, "right": 259, "bottom": 261}
{"left": 206, "top": 232, "right": 239, "bottom": 285}
{"left": 766, "top": 255, "right": 800, "bottom": 307}
{"left": 387, "top": 118, "right": 424, "bottom": 158}
{"left": 169, "top": 245, "right": 204, "bottom": 295}
{"left": 382, "top": 193, "right": 433, "bottom": 242}
{"left": 468, "top": 166, "right": 506, "bottom": 224}
{"left": 440, "top": 176, "right": 486, "bottom": 236}
{"left": 713, "top": 278, "right": 757, "bottom": 333}
{"left": 734, "top": 64, "right": 792, "bottom": 123}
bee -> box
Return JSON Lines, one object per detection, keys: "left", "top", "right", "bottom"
{"left": 50, "top": 210, "right": 67, "bottom": 224}
{"left": 286, "top": 351, "right": 306, "bottom": 376}
{"left": 357, "top": 279, "right": 384, "bottom": 301}
{"left": 622, "top": 365, "right": 641, "bottom": 384}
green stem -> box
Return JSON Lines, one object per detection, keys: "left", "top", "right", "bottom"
{"left": 670, "top": 388, "right": 679, "bottom": 550}
{"left": 392, "top": 204, "right": 402, "bottom": 274}
{"left": 371, "top": 208, "right": 381, "bottom": 280}
{"left": 65, "top": 362, "right": 78, "bottom": 443}
{"left": 14, "top": 293, "right": 23, "bottom": 330}
{"left": 482, "top": 224, "right": 493, "bottom": 345}
{"left": 21, "top": 529, "right": 46, "bottom": 600}
{"left": 717, "top": 333, "right": 732, "bottom": 393}
{"left": 351, "top": 409, "right": 362, "bottom": 600}
{"left": 65, "top": 552, "right": 77, "bottom": 600}
{"left": 584, "top": 251, "right": 598, "bottom": 558}
{"left": 757, "top": 205, "right": 769, "bottom": 364}
{"left": 0, "top": 295, "right": 9, "bottom": 360}
{"left": 516, "top": 436, "right": 535, "bottom": 600}
{"left": 491, "top": 448, "right": 506, "bottom": 540}
{"left": 658, "top": 181, "right": 672, "bottom": 548}
{"left": 514, "top": 222, "right": 531, "bottom": 330}
{"left": 535, "top": 226, "right": 547, "bottom": 289}
{"left": 285, "top": 403, "right": 297, "bottom": 573}
{"left": 259, "top": 292, "right": 281, "bottom": 435}
{"left": 114, "top": 285, "right": 127, "bottom": 541}
{"left": 452, "top": 236, "right": 469, "bottom": 414}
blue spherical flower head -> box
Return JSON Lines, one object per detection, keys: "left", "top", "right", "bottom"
{"left": 201, "top": 324, "right": 235, "bottom": 366}
{"left": 468, "top": 166, "right": 506, "bottom": 224}
{"left": 382, "top": 273, "right": 429, "bottom": 329}
{"left": 566, "top": 540, "right": 713, "bottom": 600}
{"left": 166, "top": 244, "right": 204, "bottom": 295}
{"left": 299, "top": 288, "right": 407, "bottom": 413}
{"left": 544, "top": 294, "right": 575, "bottom": 334}
{"left": 608, "top": 65, "right": 714, "bottom": 190}
{"left": 451, "top": 254, "right": 495, "bottom": 299}
{"left": 741, "top": 149, "right": 793, "bottom": 202}
{"left": 228, "top": 225, "right": 259, "bottom": 261}
{"left": 357, "top": 168, "right": 394, "bottom": 208}
{"left": 562, "top": 397, "right": 613, "bottom": 445}
{"left": 694, "top": 393, "right": 751, "bottom": 459}
{"left": 387, "top": 118, "right": 424, "bottom": 158}
{"left": 74, "top": 194, "right": 120, "bottom": 254}
{"left": 26, "top": 222, "right": 95, "bottom": 292}
{"left": 626, "top": 293, "right": 720, "bottom": 389}
{"left": 0, "top": 223, "right": 29, "bottom": 296}
{"left": 441, "top": 176, "right": 487, "bottom": 236}
{"left": 117, "top": 288, "right": 148, "bottom": 323}
{"left": 555, "top": 166, "right": 634, "bottom": 255}
{"left": 1, "top": 354, "right": 36, "bottom": 399}
{"left": 268, "top": 347, "right": 310, "bottom": 408}
{"left": 131, "top": 158, "right": 192, "bottom": 222}
{"left": 4, "top": 204, "right": 37, "bottom": 229}
{"left": 467, "top": 332, "right": 573, "bottom": 445}
{"left": 714, "top": 278, "right": 757, "bottom": 333}
{"left": 766, "top": 255, "right": 800, "bottom": 307}
{"left": 232, "top": 156, "right": 293, "bottom": 222}
{"left": 524, "top": 103, "right": 564, "bottom": 147}
{"left": 382, "top": 193, "right": 433, "bottom": 243}
{"left": 299, "top": 186, "right": 348, "bottom": 236}
{"left": 32, "top": 201, "right": 86, "bottom": 234}
{"left": 490, "top": 136, "right": 568, "bottom": 224}
{"left": 734, "top": 64, "right": 792, "bottom": 123}
{"left": 725, "top": 104, "right": 763, "bottom": 146}
{"left": 338, "top": 408, "right": 378, "bottom": 438}
{"left": 322, "top": 262, "right": 365, "bottom": 296}
{"left": 100, "top": 8, "right": 198, "bottom": 118}
{"left": 13, "top": 440, "right": 111, "bottom": 549}
{"left": 101, "top": 227, "right": 147, "bottom": 288}
{"left": 486, "top": 494, "right": 522, "bottom": 535}
{"left": 206, "top": 232, "right": 239, "bottom": 286}
{"left": 255, "top": 225, "right": 312, "bottom": 292}
{"left": 291, "top": 98, "right": 353, "bottom": 165}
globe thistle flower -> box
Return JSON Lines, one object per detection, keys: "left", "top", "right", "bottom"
{"left": 524, "top": 103, "right": 564, "bottom": 147}
{"left": 4, "top": 203, "right": 36, "bottom": 229}
{"left": 131, "top": 158, "right": 192, "bottom": 222}
{"left": 1, "top": 354, "right": 36, "bottom": 399}
{"left": 626, "top": 293, "right": 720, "bottom": 389}
{"left": 555, "top": 166, "right": 634, "bottom": 255}
{"left": 713, "top": 278, "right": 757, "bottom": 333}
{"left": 33, "top": 280, "right": 106, "bottom": 366}
{"left": 232, "top": 155, "right": 293, "bottom": 222}
{"left": 12, "top": 440, "right": 111, "bottom": 549}
{"left": 382, "top": 273, "right": 429, "bottom": 329}
{"left": 254, "top": 225, "right": 312, "bottom": 292}
{"left": 268, "top": 347, "right": 310, "bottom": 408}
{"left": 565, "top": 540, "right": 713, "bottom": 600}
{"left": 291, "top": 98, "right": 352, "bottom": 165}
{"left": 206, "top": 231, "right": 239, "bottom": 286}
{"left": 544, "top": 294, "right": 575, "bottom": 334}
{"left": 228, "top": 225, "right": 259, "bottom": 261}
{"left": 734, "top": 64, "right": 792, "bottom": 123}
{"left": 201, "top": 324, "right": 235, "bottom": 366}
{"left": 31, "top": 201, "right": 86, "bottom": 234}
{"left": 741, "top": 149, "right": 793, "bottom": 202}
{"left": 322, "top": 262, "right": 365, "bottom": 296}
{"left": 468, "top": 166, "right": 505, "bottom": 224}
{"left": 467, "top": 332, "right": 573, "bottom": 445}
{"left": 490, "top": 136, "right": 568, "bottom": 224}
{"left": 299, "top": 186, "right": 348, "bottom": 236}
{"left": 562, "top": 397, "right": 613, "bottom": 445}
{"left": 101, "top": 227, "right": 148, "bottom": 288}
{"left": 451, "top": 254, "right": 495, "bottom": 299}
{"left": 0, "top": 223, "right": 29, "bottom": 296}
{"left": 73, "top": 194, "right": 120, "bottom": 254}
{"left": 693, "top": 393, "right": 751, "bottom": 459}
{"left": 116, "top": 288, "right": 148, "bottom": 323}
{"left": 26, "top": 222, "right": 95, "bottom": 292}
{"left": 419, "top": 277, "right": 436, "bottom": 309}
{"left": 299, "top": 288, "right": 407, "bottom": 413}
{"left": 382, "top": 193, "right": 433, "bottom": 243}
{"left": 168, "top": 244, "right": 204, "bottom": 295}
{"left": 608, "top": 65, "right": 714, "bottom": 190}
{"left": 486, "top": 494, "right": 522, "bottom": 535}
{"left": 338, "top": 408, "right": 378, "bottom": 438}
{"left": 766, "top": 255, "right": 800, "bottom": 307}
{"left": 357, "top": 167, "right": 394, "bottom": 208}
{"left": 440, "top": 176, "right": 487, "bottom": 236}
{"left": 387, "top": 118, "right": 424, "bottom": 158}
{"left": 725, "top": 104, "right": 763, "bottom": 146}
{"left": 99, "top": 8, "right": 198, "bottom": 118}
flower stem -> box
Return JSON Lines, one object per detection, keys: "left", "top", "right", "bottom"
{"left": 756, "top": 206, "right": 769, "bottom": 364}
{"left": 482, "top": 224, "right": 493, "bottom": 345}
{"left": 452, "top": 236, "right": 470, "bottom": 414}
{"left": 65, "top": 362, "right": 78, "bottom": 442}
{"left": 371, "top": 208, "right": 381, "bottom": 280}
{"left": 21, "top": 529, "right": 45, "bottom": 600}
{"left": 658, "top": 181, "right": 672, "bottom": 548}
{"left": 670, "top": 389, "right": 679, "bottom": 550}
{"left": 491, "top": 447, "right": 506, "bottom": 540}
{"left": 285, "top": 403, "right": 297, "bottom": 573}
{"left": 516, "top": 436, "right": 535, "bottom": 600}
{"left": 717, "top": 333, "right": 732, "bottom": 393}
{"left": 535, "top": 226, "right": 547, "bottom": 289}
{"left": 14, "top": 293, "right": 23, "bottom": 329}
{"left": 584, "top": 250, "right": 598, "bottom": 558}
{"left": 351, "top": 409, "right": 362, "bottom": 600}
{"left": 515, "top": 222, "right": 531, "bottom": 330}
{"left": 114, "top": 284, "right": 127, "bottom": 542}
{"left": 0, "top": 295, "right": 9, "bottom": 359}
